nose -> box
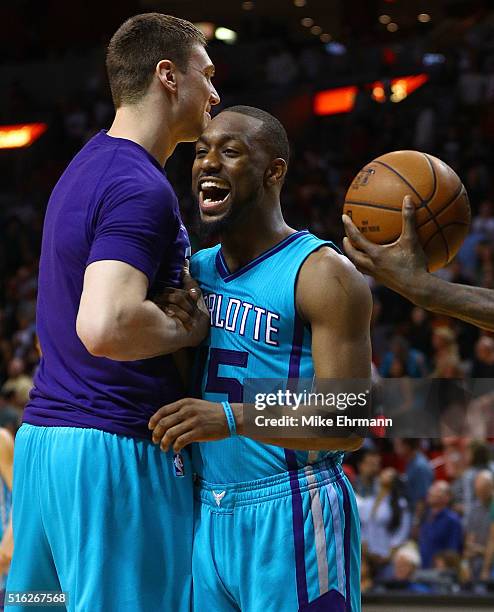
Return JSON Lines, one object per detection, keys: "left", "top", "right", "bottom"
{"left": 210, "top": 84, "right": 220, "bottom": 106}
{"left": 201, "top": 149, "right": 221, "bottom": 172}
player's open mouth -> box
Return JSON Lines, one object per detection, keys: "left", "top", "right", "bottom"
{"left": 198, "top": 178, "right": 231, "bottom": 213}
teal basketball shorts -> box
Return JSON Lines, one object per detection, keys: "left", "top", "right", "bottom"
{"left": 6, "top": 424, "right": 193, "bottom": 612}
{"left": 192, "top": 456, "right": 361, "bottom": 611}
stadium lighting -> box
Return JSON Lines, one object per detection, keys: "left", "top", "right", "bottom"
{"left": 0, "top": 123, "right": 47, "bottom": 149}
{"left": 379, "top": 15, "right": 391, "bottom": 25}
{"left": 418, "top": 13, "right": 431, "bottom": 23}
{"left": 215, "top": 27, "right": 238, "bottom": 43}
{"left": 314, "top": 74, "right": 429, "bottom": 115}
{"left": 325, "top": 42, "right": 347, "bottom": 56}
{"left": 301, "top": 17, "right": 314, "bottom": 27}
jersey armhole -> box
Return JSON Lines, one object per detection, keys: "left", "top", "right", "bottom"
{"left": 293, "top": 242, "right": 342, "bottom": 330}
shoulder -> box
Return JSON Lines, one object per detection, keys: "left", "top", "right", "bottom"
{"left": 296, "top": 246, "right": 372, "bottom": 324}
{"left": 190, "top": 245, "right": 220, "bottom": 276}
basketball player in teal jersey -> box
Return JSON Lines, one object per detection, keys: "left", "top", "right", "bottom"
{"left": 150, "top": 107, "right": 372, "bottom": 611}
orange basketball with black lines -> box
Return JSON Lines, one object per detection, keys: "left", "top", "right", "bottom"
{"left": 343, "top": 150, "right": 471, "bottom": 272}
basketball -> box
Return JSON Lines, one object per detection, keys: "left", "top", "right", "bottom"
{"left": 343, "top": 150, "right": 471, "bottom": 272}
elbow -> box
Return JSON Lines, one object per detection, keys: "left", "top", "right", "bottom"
{"left": 345, "top": 436, "right": 364, "bottom": 452}
{"left": 76, "top": 315, "right": 120, "bottom": 359}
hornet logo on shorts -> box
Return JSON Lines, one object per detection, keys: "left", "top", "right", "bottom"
{"left": 212, "top": 490, "right": 226, "bottom": 507}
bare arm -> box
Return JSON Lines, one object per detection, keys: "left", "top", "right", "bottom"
{"left": 342, "top": 195, "right": 494, "bottom": 331}
{"left": 149, "top": 248, "right": 372, "bottom": 452}
{"left": 260, "top": 247, "right": 372, "bottom": 450}
{"left": 0, "top": 429, "right": 13, "bottom": 574}
{"left": 76, "top": 260, "right": 208, "bottom": 361}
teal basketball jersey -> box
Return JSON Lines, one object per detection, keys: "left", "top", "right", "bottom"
{"left": 190, "top": 230, "right": 345, "bottom": 484}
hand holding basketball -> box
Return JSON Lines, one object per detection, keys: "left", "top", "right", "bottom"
{"left": 342, "top": 150, "right": 471, "bottom": 272}
{"left": 342, "top": 196, "right": 430, "bottom": 300}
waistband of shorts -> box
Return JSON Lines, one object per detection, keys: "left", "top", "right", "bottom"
{"left": 195, "top": 456, "right": 344, "bottom": 509}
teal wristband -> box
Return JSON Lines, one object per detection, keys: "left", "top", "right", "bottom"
{"left": 221, "top": 400, "right": 237, "bottom": 436}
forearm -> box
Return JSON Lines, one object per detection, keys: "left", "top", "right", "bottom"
{"left": 408, "top": 274, "right": 494, "bottom": 331}
{"left": 258, "top": 436, "right": 364, "bottom": 451}
{"left": 89, "top": 300, "right": 193, "bottom": 360}
{"left": 233, "top": 404, "right": 363, "bottom": 451}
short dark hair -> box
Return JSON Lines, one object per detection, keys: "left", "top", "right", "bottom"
{"left": 223, "top": 105, "right": 290, "bottom": 165}
{"left": 106, "top": 13, "right": 206, "bottom": 107}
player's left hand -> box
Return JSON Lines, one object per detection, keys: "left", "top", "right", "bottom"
{"left": 148, "top": 398, "right": 232, "bottom": 453}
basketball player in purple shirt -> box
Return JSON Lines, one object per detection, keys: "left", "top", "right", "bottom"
{"left": 6, "top": 14, "right": 219, "bottom": 612}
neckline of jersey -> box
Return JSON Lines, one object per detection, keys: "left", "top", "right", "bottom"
{"left": 98, "top": 130, "right": 166, "bottom": 173}
{"left": 215, "top": 230, "right": 310, "bottom": 283}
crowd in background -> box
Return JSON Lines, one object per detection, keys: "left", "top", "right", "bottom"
{"left": 1, "top": 5, "right": 494, "bottom": 598}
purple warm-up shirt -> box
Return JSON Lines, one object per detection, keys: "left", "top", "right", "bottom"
{"left": 24, "top": 131, "right": 190, "bottom": 439}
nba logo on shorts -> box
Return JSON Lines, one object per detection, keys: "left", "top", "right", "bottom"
{"left": 173, "top": 453, "right": 185, "bottom": 477}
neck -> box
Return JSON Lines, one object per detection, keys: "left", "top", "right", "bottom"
{"left": 107, "top": 100, "right": 177, "bottom": 166}
{"left": 219, "top": 205, "right": 295, "bottom": 273}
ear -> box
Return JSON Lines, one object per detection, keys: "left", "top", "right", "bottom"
{"left": 265, "top": 158, "right": 287, "bottom": 187}
{"left": 156, "top": 59, "right": 178, "bottom": 94}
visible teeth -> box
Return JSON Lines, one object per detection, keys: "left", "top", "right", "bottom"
{"left": 200, "top": 180, "right": 230, "bottom": 190}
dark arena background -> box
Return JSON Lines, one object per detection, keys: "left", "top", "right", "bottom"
{"left": 1, "top": 0, "right": 494, "bottom": 610}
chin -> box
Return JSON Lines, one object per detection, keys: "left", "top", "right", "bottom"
{"left": 199, "top": 212, "right": 234, "bottom": 239}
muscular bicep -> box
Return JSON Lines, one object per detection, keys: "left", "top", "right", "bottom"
{"left": 76, "top": 260, "right": 149, "bottom": 353}
{"left": 297, "top": 248, "right": 372, "bottom": 379}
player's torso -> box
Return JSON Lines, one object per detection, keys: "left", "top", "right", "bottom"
{"left": 26, "top": 132, "right": 190, "bottom": 438}
{"left": 191, "top": 231, "right": 344, "bottom": 483}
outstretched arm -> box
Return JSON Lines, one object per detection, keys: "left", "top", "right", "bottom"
{"left": 342, "top": 196, "right": 494, "bottom": 331}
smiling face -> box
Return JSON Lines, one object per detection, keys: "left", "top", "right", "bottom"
{"left": 192, "top": 112, "right": 274, "bottom": 234}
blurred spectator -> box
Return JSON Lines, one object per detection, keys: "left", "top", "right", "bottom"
{"left": 394, "top": 438, "right": 433, "bottom": 520}
{"left": 456, "top": 440, "right": 493, "bottom": 518}
{"left": 354, "top": 449, "right": 381, "bottom": 498}
{"left": 389, "top": 545, "right": 430, "bottom": 593}
{"left": 1, "top": 358, "right": 33, "bottom": 409}
{"left": 359, "top": 468, "right": 411, "bottom": 578}
{"left": 407, "top": 307, "right": 432, "bottom": 362}
{"left": 379, "top": 336, "right": 427, "bottom": 378}
{"left": 472, "top": 200, "right": 494, "bottom": 240}
{"left": 419, "top": 481, "right": 463, "bottom": 569}
{"left": 471, "top": 336, "right": 494, "bottom": 378}
{"left": 464, "top": 470, "right": 494, "bottom": 580}
{"left": 430, "top": 327, "right": 461, "bottom": 378}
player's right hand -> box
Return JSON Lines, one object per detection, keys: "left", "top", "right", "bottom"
{"left": 153, "top": 261, "right": 210, "bottom": 344}
{"left": 342, "top": 195, "right": 429, "bottom": 296}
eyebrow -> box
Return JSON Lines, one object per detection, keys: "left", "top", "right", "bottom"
{"left": 196, "top": 134, "right": 247, "bottom": 146}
